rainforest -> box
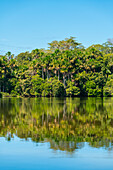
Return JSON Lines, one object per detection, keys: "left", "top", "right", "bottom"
{"left": 0, "top": 37, "right": 113, "bottom": 98}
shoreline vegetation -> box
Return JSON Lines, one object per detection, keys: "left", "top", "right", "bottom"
{"left": 0, "top": 37, "right": 113, "bottom": 98}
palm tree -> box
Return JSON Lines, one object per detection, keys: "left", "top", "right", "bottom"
{"left": 44, "top": 54, "right": 51, "bottom": 80}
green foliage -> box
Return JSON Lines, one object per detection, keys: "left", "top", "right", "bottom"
{"left": 86, "top": 81, "right": 102, "bottom": 96}
{"left": 31, "top": 75, "right": 44, "bottom": 97}
{"left": 75, "top": 71, "right": 88, "bottom": 96}
{"left": 103, "top": 75, "right": 113, "bottom": 96}
{"left": 51, "top": 79, "right": 65, "bottom": 97}
{"left": 66, "top": 81, "right": 80, "bottom": 96}
{"left": 42, "top": 83, "right": 52, "bottom": 97}
{"left": 0, "top": 37, "right": 113, "bottom": 97}
{"left": 11, "top": 90, "right": 17, "bottom": 97}
{"left": 42, "top": 78, "right": 65, "bottom": 97}
{"left": 14, "top": 82, "right": 22, "bottom": 95}
{"left": 1, "top": 92, "right": 10, "bottom": 97}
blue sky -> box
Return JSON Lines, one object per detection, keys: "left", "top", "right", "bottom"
{"left": 0, "top": 0, "right": 113, "bottom": 55}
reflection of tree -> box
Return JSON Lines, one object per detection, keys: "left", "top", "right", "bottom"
{"left": 0, "top": 97, "right": 113, "bottom": 152}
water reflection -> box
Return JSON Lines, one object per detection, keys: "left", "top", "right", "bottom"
{"left": 0, "top": 97, "right": 113, "bottom": 152}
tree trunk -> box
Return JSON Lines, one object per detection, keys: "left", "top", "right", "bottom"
{"left": 3, "top": 68, "right": 6, "bottom": 92}
{"left": 63, "top": 73, "right": 66, "bottom": 88}
{"left": 0, "top": 82, "right": 1, "bottom": 92}
{"left": 42, "top": 67, "right": 44, "bottom": 79}
{"left": 71, "top": 73, "right": 73, "bottom": 81}
{"left": 49, "top": 71, "right": 50, "bottom": 78}
{"left": 55, "top": 70, "right": 57, "bottom": 77}
{"left": 68, "top": 73, "right": 70, "bottom": 80}
{"left": 3, "top": 85, "right": 4, "bottom": 92}
{"left": 58, "top": 70, "right": 60, "bottom": 81}
{"left": 47, "top": 69, "right": 49, "bottom": 80}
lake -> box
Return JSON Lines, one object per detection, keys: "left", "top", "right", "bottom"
{"left": 0, "top": 97, "right": 113, "bottom": 170}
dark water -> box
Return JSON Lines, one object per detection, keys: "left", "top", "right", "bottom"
{"left": 0, "top": 97, "right": 113, "bottom": 170}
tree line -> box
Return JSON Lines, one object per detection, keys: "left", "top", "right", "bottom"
{"left": 0, "top": 37, "right": 113, "bottom": 97}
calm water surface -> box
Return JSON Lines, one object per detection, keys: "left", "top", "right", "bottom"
{"left": 0, "top": 97, "right": 113, "bottom": 170}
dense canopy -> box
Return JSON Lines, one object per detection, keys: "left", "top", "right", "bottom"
{"left": 0, "top": 37, "right": 113, "bottom": 97}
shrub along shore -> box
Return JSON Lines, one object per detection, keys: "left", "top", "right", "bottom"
{"left": 0, "top": 37, "right": 113, "bottom": 97}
